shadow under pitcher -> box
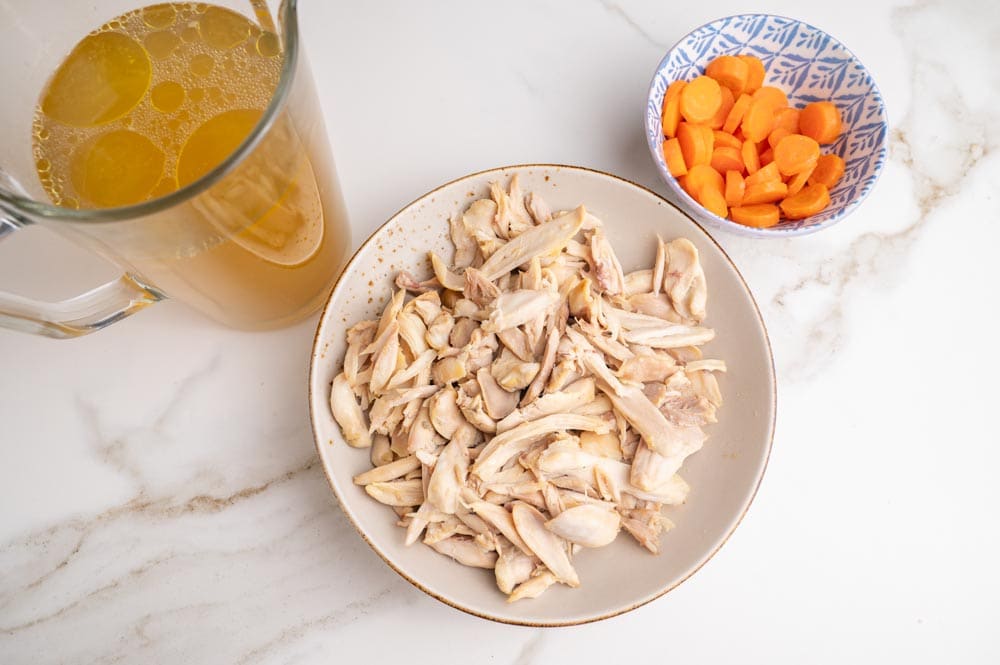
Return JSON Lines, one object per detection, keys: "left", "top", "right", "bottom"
{"left": 0, "top": 0, "right": 350, "bottom": 338}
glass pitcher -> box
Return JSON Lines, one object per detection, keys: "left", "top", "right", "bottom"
{"left": 0, "top": 0, "right": 350, "bottom": 338}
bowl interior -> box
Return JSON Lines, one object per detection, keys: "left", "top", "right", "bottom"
{"left": 646, "top": 13, "right": 888, "bottom": 237}
{"left": 310, "top": 165, "right": 775, "bottom": 625}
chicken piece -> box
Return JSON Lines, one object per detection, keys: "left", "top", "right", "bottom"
{"left": 427, "top": 386, "right": 464, "bottom": 438}
{"left": 482, "top": 289, "right": 560, "bottom": 334}
{"left": 506, "top": 174, "right": 535, "bottom": 235}
{"left": 343, "top": 320, "right": 377, "bottom": 386}
{"left": 428, "top": 252, "right": 466, "bottom": 292}
{"left": 455, "top": 385, "right": 497, "bottom": 433}
{"left": 428, "top": 536, "right": 498, "bottom": 569}
{"left": 617, "top": 351, "right": 678, "bottom": 383}
{"left": 365, "top": 479, "right": 424, "bottom": 506}
{"left": 541, "top": 482, "right": 565, "bottom": 517}
{"left": 576, "top": 320, "right": 633, "bottom": 363}
{"left": 448, "top": 317, "right": 477, "bottom": 349}
{"left": 662, "top": 238, "right": 707, "bottom": 323}
{"left": 621, "top": 511, "right": 673, "bottom": 555}
{"left": 496, "top": 327, "right": 533, "bottom": 362}
{"left": 432, "top": 356, "right": 467, "bottom": 385}
{"left": 394, "top": 270, "right": 438, "bottom": 294}
{"left": 570, "top": 394, "right": 612, "bottom": 417}
{"left": 567, "top": 277, "right": 600, "bottom": 322}
{"left": 353, "top": 455, "right": 421, "bottom": 485}
{"left": 368, "top": 385, "right": 438, "bottom": 435}
{"left": 478, "top": 206, "right": 585, "bottom": 281}
{"left": 472, "top": 413, "right": 611, "bottom": 480}
{"left": 423, "top": 517, "right": 478, "bottom": 545}
{"left": 688, "top": 369, "right": 723, "bottom": 408}
{"left": 545, "top": 359, "right": 582, "bottom": 394}
{"left": 652, "top": 235, "right": 666, "bottom": 296}
{"left": 544, "top": 504, "right": 621, "bottom": 548}
{"left": 496, "top": 377, "right": 596, "bottom": 433}
{"left": 490, "top": 177, "right": 533, "bottom": 239}
{"left": 330, "top": 373, "right": 372, "bottom": 448}
{"left": 623, "top": 269, "right": 654, "bottom": 296}
{"left": 366, "top": 321, "right": 399, "bottom": 396}
{"left": 579, "top": 430, "right": 622, "bottom": 460}
{"left": 462, "top": 197, "right": 502, "bottom": 258}
{"left": 520, "top": 324, "right": 560, "bottom": 406}
{"left": 375, "top": 289, "right": 405, "bottom": 339}
{"left": 588, "top": 227, "right": 626, "bottom": 295}
{"left": 620, "top": 323, "right": 715, "bottom": 349}
{"left": 491, "top": 347, "right": 540, "bottom": 391}
{"left": 449, "top": 212, "right": 478, "bottom": 269}
{"left": 685, "top": 359, "right": 727, "bottom": 373}
{"left": 477, "top": 367, "right": 519, "bottom": 420}
{"left": 628, "top": 292, "right": 685, "bottom": 322}
{"left": 426, "top": 430, "right": 471, "bottom": 514}
{"left": 395, "top": 310, "right": 428, "bottom": 359}
{"left": 407, "top": 290, "right": 442, "bottom": 325}
{"left": 370, "top": 434, "right": 392, "bottom": 466}
{"left": 508, "top": 570, "right": 557, "bottom": 602}
{"left": 495, "top": 543, "right": 537, "bottom": 594}
{"left": 423, "top": 310, "right": 453, "bottom": 351}
{"left": 406, "top": 405, "right": 439, "bottom": 455}
{"left": 630, "top": 442, "right": 683, "bottom": 492}
{"left": 466, "top": 500, "right": 535, "bottom": 556}
{"left": 464, "top": 267, "right": 501, "bottom": 306}
{"left": 458, "top": 329, "right": 497, "bottom": 375}
{"left": 385, "top": 348, "right": 436, "bottom": 391}
{"left": 526, "top": 191, "right": 551, "bottom": 224}
{"left": 511, "top": 502, "right": 579, "bottom": 587}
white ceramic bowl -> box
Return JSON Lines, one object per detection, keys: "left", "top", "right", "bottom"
{"left": 309, "top": 165, "right": 775, "bottom": 625}
{"left": 645, "top": 14, "right": 888, "bottom": 237}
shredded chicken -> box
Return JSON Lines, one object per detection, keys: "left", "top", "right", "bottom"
{"left": 331, "top": 177, "right": 723, "bottom": 601}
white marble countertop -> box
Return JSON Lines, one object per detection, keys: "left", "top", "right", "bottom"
{"left": 2, "top": 0, "right": 998, "bottom": 662}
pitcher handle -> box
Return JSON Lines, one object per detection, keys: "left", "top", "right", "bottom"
{"left": 0, "top": 217, "right": 164, "bottom": 339}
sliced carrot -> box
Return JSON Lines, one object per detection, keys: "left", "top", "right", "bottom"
{"left": 773, "top": 133, "right": 821, "bottom": 176}
{"left": 809, "top": 153, "right": 846, "bottom": 188}
{"left": 705, "top": 55, "right": 749, "bottom": 96}
{"left": 738, "top": 55, "right": 766, "bottom": 94}
{"left": 676, "top": 122, "right": 713, "bottom": 168}
{"left": 780, "top": 183, "right": 830, "bottom": 219}
{"left": 722, "top": 93, "right": 753, "bottom": 135}
{"left": 683, "top": 164, "right": 724, "bottom": 199}
{"left": 759, "top": 147, "right": 774, "bottom": 166}
{"left": 741, "top": 97, "right": 778, "bottom": 142}
{"left": 724, "top": 170, "right": 745, "bottom": 207}
{"left": 698, "top": 184, "right": 728, "bottom": 218}
{"left": 752, "top": 85, "right": 788, "bottom": 109}
{"left": 786, "top": 164, "right": 815, "bottom": 196}
{"left": 662, "top": 138, "right": 687, "bottom": 177}
{"left": 679, "top": 75, "right": 722, "bottom": 124}
{"left": 745, "top": 161, "right": 780, "bottom": 187}
{"left": 710, "top": 146, "right": 744, "bottom": 174}
{"left": 708, "top": 86, "right": 736, "bottom": 130}
{"left": 713, "top": 130, "right": 742, "bottom": 150}
{"left": 661, "top": 80, "right": 686, "bottom": 138}
{"left": 799, "top": 101, "right": 842, "bottom": 144}
{"left": 767, "top": 127, "right": 791, "bottom": 150}
{"left": 742, "top": 138, "right": 760, "bottom": 175}
{"left": 742, "top": 180, "right": 788, "bottom": 205}
{"left": 773, "top": 107, "right": 800, "bottom": 134}
{"left": 730, "top": 203, "right": 780, "bottom": 228}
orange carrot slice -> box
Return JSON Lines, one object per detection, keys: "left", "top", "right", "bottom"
{"left": 799, "top": 101, "right": 842, "bottom": 144}
{"left": 808, "top": 153, "right": 846, "bottom": 188}
{"left": 698, "top": 183, "right": 729, "bottom": 218}
{"left": 684, "top": 164, "right": 724, "bottom": 199}
{"left": 741, "top": 97, "right": 778, "bottom": 142}
{"left": 710, "top": 146, "right": 744, "bottom": 174}
{"left": 730, "top": 203, "right": 780, "bottom": 228}
{"left": 767, "top": 127, "right": 791, "bottom": 150}
{"left": 708, "top": 86, "right": 736, "bottom": 130}
{"left": 759, "top": 147, "right": 774, "bottom": 166}
{"left": 752, "top": 85, "right": 789, "bottom": 109}
{"left": 661, "top": 80, "right": 686, "bottom": 138}
{"left": 679, "top": 75, "right": 723, "bottom": 124}
{"left": 662, "top": 138, "right": 687, "bottom": 177}
{"left": 786, "top": 164, "right": 815, "bottom": 196}
{"left": 745, "top": 161, "right": 780, "bottom": 187}
{"left": 705, "top": 55, "right": 749, "bottom": 96}
{"left": 773, "top": 133, "right": 821, "bottom": 176}
{"left": 780, "top": 183, "right": 830, "bottom": 219}
{"left": 742, "top": 138, "right": 760, "bottom": 175}
{"left": 724, "top": 170, "right": 745, "bottom": 207}
{"left": 773, "top": 107, "right": 800, "bottom": 134}
{"left": 713, "top": 130, "right": 742, "bottom": 150}
{"left": 723, "top": 93, "right": 753, "bottom": 135}
{"left": 676, "top": 122, "right": 713, "bottom": 168}
{"left": 742, "top": 180, "right": 788, "bottom": 205}
{"left": 738, "top": 55, "right": 766, "bottom": 94}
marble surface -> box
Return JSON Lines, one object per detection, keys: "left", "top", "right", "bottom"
{"left": 1, "top": 0, "right": 998, "bottom": 662}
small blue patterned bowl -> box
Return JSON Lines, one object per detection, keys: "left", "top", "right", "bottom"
{"left": 645, "top": 14, "right": 888, "bottom": 237}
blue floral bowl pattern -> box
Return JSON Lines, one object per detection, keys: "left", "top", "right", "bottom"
{"left": 645, "top": 14, "right": 888, "bottom": 237}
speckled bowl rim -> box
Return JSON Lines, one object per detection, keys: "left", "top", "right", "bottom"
{"left": 644, "top": 13, "right": 889, "bottom": 238}
{"left": 308, "top": 164, "right": 776, "bottom": 626}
